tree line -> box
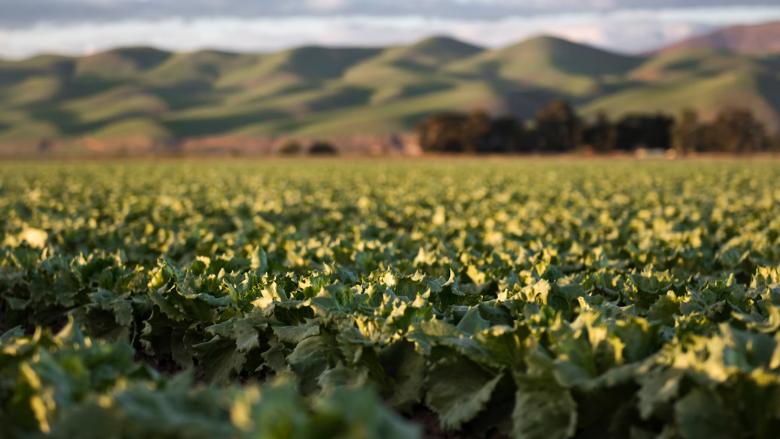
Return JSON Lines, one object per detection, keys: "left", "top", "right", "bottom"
{"left": 416, "top": 100, "right": 778, "bottom": 154}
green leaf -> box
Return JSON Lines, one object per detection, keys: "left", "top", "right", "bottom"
{"left": 407, "top": 319, "right": 460, "bottom": 355}
{"left": 637, "top": 368, "right": 684, "bottom": 419}
{"left": 149, "top": 289, "right": 188, "bottom": 322}
{"left": 456, "top": 306, "right": 491, "bottom": 336}
{"left": 207, "top": 318, "right": 261, "bottom": 353}
{"left": 5, "top": 296, "right": 32, "bottom": 310}
{"left": 0, "top": 326, "right": 24, "bottom": 342}
{"left": 473, "top": 325, "right": 530, "bottom": 369}
{"left": 111, "top": 300, "right": 134, "bottom": 327}
{"left": 286, "top": 335, "right": 339, "bottom": 395}
{"left": 511, "top": 374, "right": 577, "bottom": 439}
{"left": 647, "top": 292, "right": 682, "bottom": 327}
{"left": 251, "top": 246, "right": 269, "bottom": 273}
{"left": 613, "top": 318, "right": 662, "bottom": 363}
{"left": 425, "top": 354, "right": 504, "bottom": 430}
{"left": 674, "top": 389, "right": 741, "bottom": 439}
{"left": 381, "top": 341, "right": 426, "bottom": 411}
{"left": 193, "top": 336, "right": 246, "bottom": 384}
{"left": 273, "top": 319, "right": 321, "bottom": 344}
{"left": 260, "top": 337, "right": 289, "bottom": 373}
{"left": 317, "top": 361, "right": 367, "bottom": 391}
{"left": 231, "top": 381, "right": 309, "bottom": 437}
{"left": 312, "top": 386, "right": 422, "bottom": 439}
{"left": 232, "top": 318, "right": 261, "bottom": 353}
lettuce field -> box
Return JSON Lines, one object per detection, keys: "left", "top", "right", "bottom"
{"left": 3, "top": 160, "right": 780, "bottom": 439}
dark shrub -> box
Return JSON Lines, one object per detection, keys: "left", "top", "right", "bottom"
{"left": 416, "top": 112, "right": 472, "bottom": 153}
{"left": 279, "top": 141, "right": 303, "bottom": 155}
{"left": 582, "top": 111, "right": 616, "bottom": 153}
{"left": 534, "top": 100, "right": 582, "bottom": 152}
{"left": 416, "top": 110, "right": 525, "bottom": 153}
{"left": 309, "top": 141, "right": 338, "bottom": 155}
{"left": 614, "top": 114, "right": 674, "bottom": 150}
{"left": 700, "top": 108, "right": 766, "bottom": 153}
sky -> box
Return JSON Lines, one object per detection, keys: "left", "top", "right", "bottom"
{"left": 1, "top": 0, "right": 780, "bottom": 59}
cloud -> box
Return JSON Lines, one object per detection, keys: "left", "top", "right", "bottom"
{"left": 1, "top": 2, "right": 779, "bottom": 58}
{"left": 306, "top": 0, "right": 351, "bottom": 12}
{"left": 0, "top": 11, "right": 757, "bottom": 60}
{"left": 1, "top": 0, "right": 780, "bottom": 26}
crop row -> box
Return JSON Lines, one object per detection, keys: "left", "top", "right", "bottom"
{"left": 2, "top": 162, "right": 780, "bottom": 438}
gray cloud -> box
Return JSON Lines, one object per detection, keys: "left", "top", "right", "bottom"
{"left": 5, "top": 10, "right": 776, "bottom": 59}
{"left": 2, "top": 0, "right": 780, "bottom": 27}
{"left": 2, "top": 1, "right": 779, "bottom": 59}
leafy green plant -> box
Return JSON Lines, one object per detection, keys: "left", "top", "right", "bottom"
{"left": 3, "top": 161, "right": 780, "bottom": 438}
{"left": 0, "top": 320, "right": 418, "bottom": 439}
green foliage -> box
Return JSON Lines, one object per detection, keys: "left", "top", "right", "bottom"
{"left": 2, "top": 161, "right": 780, "bottom": 437}
{"left": 0, "top": 321, "right": 418, "bottom": 439}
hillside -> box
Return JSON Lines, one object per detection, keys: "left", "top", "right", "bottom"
{"left": 583, "top": 48, "right": 780, "bottom": 133}
{"left": 0, "top": 33, "right": 779, "bottom": 153}
{"left": 446, "top": 36, "right": 643, "bottom": 98}
{"left": 651, "top": 21, "right": 780, "bottom": 55}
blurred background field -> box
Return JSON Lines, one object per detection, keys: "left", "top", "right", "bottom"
{"left": 1, "top": 20, "right": 779, "bottom": 158}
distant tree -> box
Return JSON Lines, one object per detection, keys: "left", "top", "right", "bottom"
{"left": 672, "top": 108, "right": 700, "bottom": 156}
{"left": 416, "top": 110, "right": 494, "bottom": 153}
{"left": 521, "top": 127, "right": 539, "bottom": 153}
{"left": 614, "top": 114, "right": 674, "bottom": 150}
{"left": 534, "top": 100, "right": 582, "bottom": 152}
{"left": 463, "top": 110, "right": 493, "bottom": 153}
{"left": 769, "top": 135, "right": 780, "bottom": 153}
{"left": 308, "top": 141, "right": 338, "bottom": 155}
{"left": 38, "top": 139, "right": 54, "bottom": 153}
{"left": 583, "top": 111, "right": 616, "bottom": 153}
{"left": 279, "top": 141, "right": 303, "bottom": 155}
{"left": 476, "top": 116, "right": 526, "bottom": 153}
{"left": 700, "top": 108, "right": 766, "bottom": 153}
{"left": 416, "top": 112, "right": 470, "bottom": 153}
{"left": 414, "top": 104, "right": 771, "bottom": 155}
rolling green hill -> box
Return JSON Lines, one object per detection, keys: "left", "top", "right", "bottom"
{"left": 446, "top": 36, "right": 644, "bottom": 98}
{"left": 583, "top": 49, "right": 780, "bottom": 133}
{"left": 1, "top": 34, "right": 779, "bottom": 151}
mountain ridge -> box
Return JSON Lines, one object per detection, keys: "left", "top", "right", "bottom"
{"left": 650, "top": 21, "right": 780, "bottom": 55}
{"left": 0, "top": 31, "right": 779, "bottom": 153}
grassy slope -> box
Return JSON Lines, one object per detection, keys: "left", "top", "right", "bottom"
{"left": 0, "top": 36, "right": 779, "bottom": 145}
{"left": 583, "top": 49, "right": 780, "bottom": 132}
{"left": 445, "top": 36, "right": 645, "bottom": 98}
